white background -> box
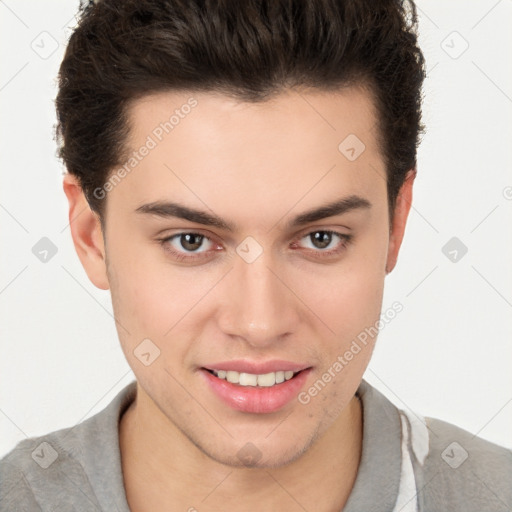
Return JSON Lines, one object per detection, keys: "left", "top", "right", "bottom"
{"left": 1, "top": 0, "right": 511, "bottom": 458}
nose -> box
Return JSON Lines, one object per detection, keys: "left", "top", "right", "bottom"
{"left": 217, "top": 250, "right": 301, "bottom": 349}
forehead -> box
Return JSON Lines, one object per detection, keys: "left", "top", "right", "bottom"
{"left": 126, "top": 86, "right": 379, "bottom": 157}
{"left": 108, "top": 86, "right": 386, "bottom": 223}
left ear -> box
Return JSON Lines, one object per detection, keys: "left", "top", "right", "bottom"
{"left": 385, "top": 169, "right": 416, "bottom": 274}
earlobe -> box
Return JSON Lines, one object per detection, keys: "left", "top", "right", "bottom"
{"left": 63, "top": 173, "right": 110, "bottom": 290}
{"left": 385, "top": 170, "right": 416, "bottom": 274}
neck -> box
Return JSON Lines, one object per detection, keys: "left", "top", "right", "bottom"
{"left": 119, "top": 383, "right": 363, "bottom": 512}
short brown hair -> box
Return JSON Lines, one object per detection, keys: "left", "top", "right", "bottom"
{"left": 55, "top": 0, "right": 425, "bottom": 221}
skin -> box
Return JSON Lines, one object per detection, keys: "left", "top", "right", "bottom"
{"left": 63, "top": 86, "right": 414, "bottom": 511}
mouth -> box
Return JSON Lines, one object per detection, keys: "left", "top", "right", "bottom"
{"left": 200, "top": 365, "right": 312, "bottom": 414}
{"left": 204, "top": 368, "right": 302, "bottom": 387}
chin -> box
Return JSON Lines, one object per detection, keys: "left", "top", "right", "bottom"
{"left": 197, "top": 432, "right": 315, "bottom": 470}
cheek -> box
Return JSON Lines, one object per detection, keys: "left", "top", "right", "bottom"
{"left": 295, "top": 242, "right": 387, "bottom": 340}
{"left": 294, "top": 262, "right": 384, "bottom": 419}
{"left": 106, "top": 232, "right": 171, "bottom": 338}
{"left": 294, "top": 271, "right": 385, "bottom": 373}
{"left": 107, "top": 235, "right": 220, "bottom": 344}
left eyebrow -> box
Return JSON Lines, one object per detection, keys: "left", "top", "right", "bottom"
{"left": 134, "top": 194, "right": 371, "bottom": 232}
{"left": 286, "top": 195, "right": 372, "bottom": 229}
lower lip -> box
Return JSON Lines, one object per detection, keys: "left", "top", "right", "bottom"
{"left": 201, "top": 368, "right": 311, "bottom": 414}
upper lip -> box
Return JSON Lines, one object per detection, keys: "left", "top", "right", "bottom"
{"left": 202, "top": 359, "right": 310, "bottom": 374}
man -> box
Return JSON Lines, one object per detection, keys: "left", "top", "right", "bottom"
{"left": 1, "top": 0, "right": 510, "bottom": 510}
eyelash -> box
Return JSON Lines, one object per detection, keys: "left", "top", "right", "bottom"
{"left": 157, "top": 230, "right": 353, "bottom": 263}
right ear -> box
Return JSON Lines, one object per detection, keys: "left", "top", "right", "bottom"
{"left": 62, "top": 173, "right": 110, "bottom": 290}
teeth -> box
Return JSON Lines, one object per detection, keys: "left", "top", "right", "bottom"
{"left": 211, "top": 369, "right": 298, "bottom": 387}
{"left": 239, "top": 373, "right": 258, "bottom": 386}
{"left": 257, "top": 372, "right": 275, "bottom": 387}
{"left": 226, "top": 371, "right": 239, "bottom": 384}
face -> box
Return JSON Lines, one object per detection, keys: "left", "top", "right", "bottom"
{"left": 97, "top": 86, "right": 399, "bottom": 467}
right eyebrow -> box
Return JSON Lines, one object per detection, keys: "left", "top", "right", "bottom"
{"left": 135, "top": 201, "right": 235, "bottom": 231}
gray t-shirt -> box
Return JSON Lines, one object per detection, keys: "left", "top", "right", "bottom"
{"left": 1, "top": 379, "right": 511, "bottom": 511}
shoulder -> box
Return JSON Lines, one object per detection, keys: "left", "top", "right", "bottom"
{"left": 0, "top": 381, "right": 136, "bottom": 511}
{"left": 0, "top": 421, "right": 104, "bottom": 511}
{"left": 358, "top": 381, "right": 512, "bottom": 511}
{"left": 409, "top": 413, "right": 512, "bottom": 511}
{"left": 0, "top": 428, "right": 98, "bottom": 512}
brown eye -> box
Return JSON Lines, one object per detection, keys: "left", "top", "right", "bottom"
{"left": 294, "top": 230, "right": 352, "bottom": 258}
{"left": 310, "top": 231, "right": 333, "bottom": 249}
{"left": 160, "top": 232, "right": 216, "bottom": 258}
{"left": 179, "top": 233, "right": 204, "bottom": 251}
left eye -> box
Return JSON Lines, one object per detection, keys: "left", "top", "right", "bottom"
{"left": 298, "top": 230, "right": 348, "bottom": 251}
